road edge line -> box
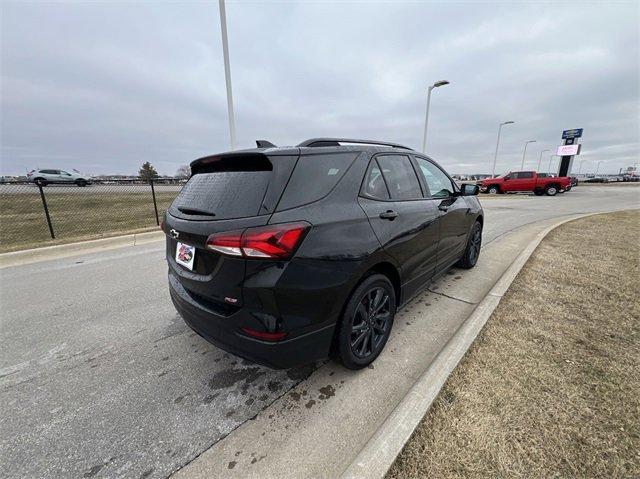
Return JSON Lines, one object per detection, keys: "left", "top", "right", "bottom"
{"left": 0, "top": 231, "right": 165, "bottom": 269}
{"left": 340, "top": 212, "right": 604, "bottom": 479}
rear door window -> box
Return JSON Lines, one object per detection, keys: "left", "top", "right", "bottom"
{"left": 276, "top": 152, "right": 358, "bottom": 211}
{"left": 376, "top": 155, "right": 423, "bottom": 200}
{"left": 362, "top": 159, "right": 390, "bottom": 200}
{"left": 517, "top": 172, "right": 534, "bottom": 179}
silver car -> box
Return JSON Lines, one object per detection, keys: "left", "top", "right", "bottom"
{"left": 27, "top": 169, "right": 91, "bottom": 187}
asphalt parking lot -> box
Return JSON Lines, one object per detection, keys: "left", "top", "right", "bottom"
{"left": 1, "top": 185, "right": 638, "bottom": 478}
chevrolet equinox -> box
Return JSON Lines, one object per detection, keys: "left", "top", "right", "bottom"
{"left": 163, "top": 138, "right": 483, "bottom": 369}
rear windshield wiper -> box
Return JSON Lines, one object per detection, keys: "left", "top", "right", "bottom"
{"left": 177, "top": 207, "right": 216, "bottom": 217}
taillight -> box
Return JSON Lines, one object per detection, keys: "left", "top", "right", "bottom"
{"left": 205, "top": 230, "right": 244, "bottom": 256}
{"left": 205, "top": 222, "right": 310, "bottom": 259}
{"left": 241, "top": 327, "right": 287, "bottom": 341}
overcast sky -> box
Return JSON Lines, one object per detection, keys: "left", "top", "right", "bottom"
{"left": 1, "top": 1, "right": 638, "bottom": 176}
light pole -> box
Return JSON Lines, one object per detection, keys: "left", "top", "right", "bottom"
{"left": 422, "top": 80, "right": 449, "bottom": 153}
{"left": 548, "top": 154, "right": 558, "bottom": 175}
{"left": 491, "top": 121, "right": 515, "bottom": 177}
{"left": 521, "top": 140, "right": 536, "bottom": 170}
{"left": 595, "top": 160, "right": 603, "bottom": 176}
{"left": 536, "top": 149, "right": 550, "bottom": 172}
{"left": 219, "top": 0, "right": 236, "bottom": 150}
{"left": 578, "top": 159, "right": 586, "bottom": 175}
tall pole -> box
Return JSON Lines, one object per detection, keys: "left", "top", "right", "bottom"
{"left": 595, "top": 160, "right": 603, "bottom": 175}
{"left": 521, "top": 140, "right": 536, "bottom": 170}
{"left": 422, "top": 86, "right": 433, "bottom": 153}
{"left": 219, "top": 0, "right": 236, "bottom": 150}
{"left": 491, "top": 121, "right": 514, "bottom": 178}
{"left": 578, "top": 159, "right": 585, "bottom": 175}
{"left": 536, "top": 149, "right": 550, "bottom": 172}
{"left": 548, "top": 155, "right": 555, "bottom": 174}
{"left": 421, "top": 80, "right": 449, "bottom": 153}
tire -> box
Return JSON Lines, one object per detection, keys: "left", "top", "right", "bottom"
{"left": 457, "top": 220, "right": 482, "bottom": 269}
{"left": 534, "top": 189, "right": 544, "bottom": 196}
{"left": 34, "top": 178, "right": 47, "bottom": 187}
{"left": 75, "top": 179, "right": 87, "bottom": 187}
{"left": 487, "top": 185, "right": 500, "bottom": 195}
{"left": 334, "top": 274, "right": 396, "bottom": 370}
{"left": 545, "top": 184, "right": 559, "bottom": 196}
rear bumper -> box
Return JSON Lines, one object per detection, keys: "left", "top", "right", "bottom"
{"left": 169, "top": 272, "right": 335, "bottom": 369}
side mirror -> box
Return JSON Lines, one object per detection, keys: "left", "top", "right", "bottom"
{"left": 461, "top": 184, "right": 479, "bottom": 196}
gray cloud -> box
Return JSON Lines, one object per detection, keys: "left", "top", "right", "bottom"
{"left": 1, "top": 1, "right": 638, "bottom": 176}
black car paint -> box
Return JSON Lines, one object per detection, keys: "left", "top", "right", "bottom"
{"left": 164, "top": 145, "right": 483, "bottom": 369}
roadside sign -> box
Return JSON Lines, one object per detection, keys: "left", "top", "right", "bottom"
{"left": 562, "top": 128, "right": 583, "bottom": 139}
{"left": 557, "top": 144, "right": 581, "bottom": 156}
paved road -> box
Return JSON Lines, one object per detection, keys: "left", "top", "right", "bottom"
{"left": 1, "top": 186, "right": 637, "bottom": 478}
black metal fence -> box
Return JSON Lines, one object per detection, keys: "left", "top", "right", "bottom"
{"left": 0, "top": 179, "right": 184, "bottom": 252}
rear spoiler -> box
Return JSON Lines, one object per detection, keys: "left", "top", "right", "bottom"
{"left": 190, "top": 152, "right": 274, "bottom": 175}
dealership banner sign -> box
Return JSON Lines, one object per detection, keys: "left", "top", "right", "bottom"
{"left": 557, "top": 144, "right": 581, "bottom": 156}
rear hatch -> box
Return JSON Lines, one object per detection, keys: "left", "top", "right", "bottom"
{"left": 165, "top": 151, "right": 298, "bottom": 309}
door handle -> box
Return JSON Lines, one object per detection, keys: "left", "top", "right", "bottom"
{"left": 379, "top": 210, "right": 398, "bottom": 220}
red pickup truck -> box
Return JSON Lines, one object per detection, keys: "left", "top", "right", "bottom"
{"left": 479, "top": 171, "right": 571, "bottom": 196}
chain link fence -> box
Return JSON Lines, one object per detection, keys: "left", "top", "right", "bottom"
{"left": 0, "top": 179, "right": 183, "bottom": 252}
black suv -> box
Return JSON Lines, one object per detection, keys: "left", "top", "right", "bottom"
{"left": 164, "top": 138, "right": 483, "bottom": 369}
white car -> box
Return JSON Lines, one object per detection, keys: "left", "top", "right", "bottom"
{"left": 27, "top": 169, "right": 91, "bottom": 187}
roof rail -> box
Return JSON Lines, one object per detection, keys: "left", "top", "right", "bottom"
{"left": 297, "top": 138, "right": 413, "bottom": 151}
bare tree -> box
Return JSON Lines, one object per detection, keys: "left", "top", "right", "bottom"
{"left": 175, "top": 165, "right": 191, "bottom": 179}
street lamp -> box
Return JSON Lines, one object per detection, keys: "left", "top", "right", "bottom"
{"left": 491, "top": 121, "right": 515, "bottom": 178}
{"left": 422, "top": 80, "right": 450, "bottom": 153}
{"left": 595, "top": 160, "right": 603, "bottom": 176}
{"left": 521, "top": 140, "right": 536, "bottom": 170}
{"left": 578, "top": 159, "right": 586, "bottom": 175}
{"left": 548, "top": 154, "right": 558, "bottom": 175}
{"left": 536, "top": 149, "right": 550, "bottom": 172}
{"left": 219, "top": 0, "right": 236, "bottom": 150}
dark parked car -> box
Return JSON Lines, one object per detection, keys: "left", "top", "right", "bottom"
{"left": 163, "top": 138, "right": 483, "bottom": 369}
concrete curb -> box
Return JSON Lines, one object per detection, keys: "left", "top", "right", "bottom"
{"left": 0, "top": 230, "right": 165, "bottom": 269}
{"left": 340, "top": 212, "right": 601, "bottom": 479}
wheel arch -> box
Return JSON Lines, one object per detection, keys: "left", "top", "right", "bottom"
{"left": 367, "top": 262, "right": 401, "bottom": 308}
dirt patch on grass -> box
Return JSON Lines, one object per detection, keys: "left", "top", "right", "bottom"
{"left": 388, "top": 210, "right": 640, "bottom": 478}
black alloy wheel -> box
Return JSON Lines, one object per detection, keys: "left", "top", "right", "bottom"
{"left": 350, "top": 287, "right": 391, "bottom": 359}
{"left": 457, "top": 221, "right": 482, "bottom": 269}
{"left": 335, "top": 274, "right": 396, "bottom": 369}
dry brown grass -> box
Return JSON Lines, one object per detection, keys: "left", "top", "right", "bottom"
{"left": 0, "top": 190, "right": 177, "bottom": 252}
{"left": 388, "top": 210, "right": 640, "bottom": 479}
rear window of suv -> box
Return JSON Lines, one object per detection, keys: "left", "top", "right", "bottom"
{"left": 276, "top": 152, "right": 359, "bottom": 211}
{"left": 170, "top": 155, "right": 274, "bottom": 220}
{"left": 171, "top": 172, "right": 270, "bottom": 219}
